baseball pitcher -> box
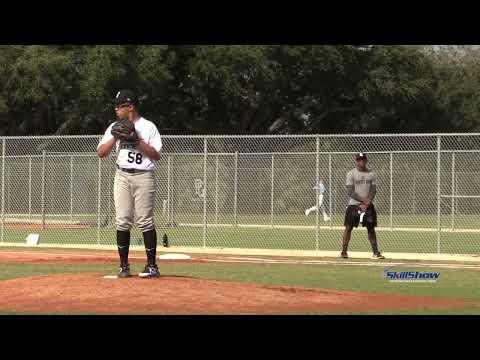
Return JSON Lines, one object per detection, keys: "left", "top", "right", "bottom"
{"left": 97, "top": 89, "right": 162, "bottom": 278}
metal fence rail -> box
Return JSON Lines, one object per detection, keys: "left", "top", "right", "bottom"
{"left": 1, "top": 134, "right": 480, "bottom": 255}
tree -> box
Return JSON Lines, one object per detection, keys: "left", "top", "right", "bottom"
{"left": 352, "top": 45, "right": 441, "bottom": 132}
{"left": 431, "top": 46, "right": 480, "bottom": 132}
{"left": 265, "top": 45, "right": 366, "bottom": 133}
{"left": 177, "top": 45, "right": 275, "bottom": 133}
{"left": 0, "top": 45, "right": 478, "bottom": 136}
{"left": 1, "top": 46, "right": 77, "bottom": 135}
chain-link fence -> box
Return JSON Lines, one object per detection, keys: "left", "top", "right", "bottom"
{"left": 1, "top": 134, "right": 480, "bottom": 255}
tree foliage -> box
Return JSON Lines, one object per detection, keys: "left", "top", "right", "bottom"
{"left": 0, "top": 45, "right": 478, "bottom": 135}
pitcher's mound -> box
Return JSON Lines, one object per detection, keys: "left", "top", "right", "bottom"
{"left": 0, "top": 274, "right": 469, "bottom": 314}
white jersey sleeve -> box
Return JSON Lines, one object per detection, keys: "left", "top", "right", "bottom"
{"left": 97, "top": 123, "right": 115, "bottom": 150}
{"left": 148, "top": 123, "right": 163, "bottom": 153}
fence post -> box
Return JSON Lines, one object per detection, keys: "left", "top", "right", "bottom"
{"left": 315, "top": 136, "right": 320, "bottom": 251}
{"left": 203, "top": 137, "right": 207, "bottom": 248}
{"left": 451, "top": 151, "right": 455, "bottom": 231}
{"left": 234, "top": 151, "right": 238, "bottom": 226}
{"left": 109, "top": 158, "right": 113, "bottom": 227}
{"left": 49, "top": 159, "right": 53, "bottom": 219}
{"left": 1, "top": 139, "right": 5, "bottom": 243}
{"left": 41, "top": 150, "right": 46, "bottom": 230}
{"left": 167, "top": 155, "right": 171, "bottom": 224}
{"left": 28, "top": 155, "right": 32, "bottom": 222}
{"left": 390, "top": 152, "right": 393, "bottom": 231}
{"left": 412, "top": 172, "right": 416, "bottom": 214}
{"left": 328, "top": 153, "right": 332, "bottom": 229}
{"left": 70, "top": 155, "right": 74, "bottom": 224}
{"left": 437, "top": 136, "right": 441, "bottom": 254}
{"left": 215, "top": 154, "right": 219, "bottom": 225}
{"left": 271, "top": 153, "right": 274, "bottom": 228}
{"left": 97, "top": 156, "right": 102, "bottom": 245}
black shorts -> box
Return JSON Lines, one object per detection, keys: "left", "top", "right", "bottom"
{"left": 344, "top": 204, "right": 377, "bottom": 228}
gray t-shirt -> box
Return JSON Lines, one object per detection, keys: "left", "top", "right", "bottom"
{"left": 346, "top": 168, "right": 377, "bottom": 206}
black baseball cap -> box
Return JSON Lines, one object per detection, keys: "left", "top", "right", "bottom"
{"left": 355, "top": 152, "right": 368, "bottom": 160}
{"left": 114, "top": 89, "right": 139, "bottom": 106}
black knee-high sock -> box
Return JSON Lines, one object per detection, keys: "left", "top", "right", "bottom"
{"left": 367, "top": 227, "right": 379, "bottom": 254}
{"left": 342, "top": 227, "right": 352, "bottom": 253}
{"left": 117, "top": 230, "right": 130, "bottom": 266}
{"left": 143, "top": 229, "right": 157, "bottom": 265}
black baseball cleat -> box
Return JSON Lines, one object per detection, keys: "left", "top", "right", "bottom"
{"left": 340, "top": 252, "right": 348, "bottom": 259}
{"left": 372, "top": 253, "right": 386, "bottom": 260}
{"left": 118, "top": 264, "right": 132, "bottom": 278}
{"left": 139, "top": 264, "right": 160, "bottom": 278}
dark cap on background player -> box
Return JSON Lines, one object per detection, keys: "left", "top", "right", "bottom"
{"left": 115, "top": 89, "right": 139, "bottom": 106}
{"left": 355, "top": 152, "right": 367, "bottom": 161}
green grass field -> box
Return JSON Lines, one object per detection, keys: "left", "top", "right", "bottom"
{"left": 8, "top": 212, "right": 480, "bottom": 229}
{"left": 173, "top": 213, "right": 480, "bottom": 229}
{"left": 0, "top": 257, "right": 479, "bottom": 315}
{"left": 3, "top": 212, "right": 480, "bottom": 254}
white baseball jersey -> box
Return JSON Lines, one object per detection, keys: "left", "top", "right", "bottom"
{"left": 97, "top": 117, "right": 162, "bottom": 171}
{"left": 313, "top": 182, "right": 327, "bottom": 194}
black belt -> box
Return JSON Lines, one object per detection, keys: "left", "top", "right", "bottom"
{"left": 117, "top": 166, "right": 149, "bottom": 174}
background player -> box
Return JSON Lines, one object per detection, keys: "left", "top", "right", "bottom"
{"left": 305, "top": 179, "right": 331, "bottom": 221}
{"left": 341, "top": 152, "right": 385, "bottom": 260}
{"left": 96, "top": 89, "right": 163, "bottom": 278}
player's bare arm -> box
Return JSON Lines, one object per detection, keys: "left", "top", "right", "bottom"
{"left": 137, "top": 140, "right": 161, "bottom": 161}
{"left": 365, "top": 185, "right": 376, "bottom": 206}
{"left": 97, "top": 137, "right": 116, "bottom": 158}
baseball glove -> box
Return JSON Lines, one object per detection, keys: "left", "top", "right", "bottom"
{"left": 111, "top": 120, "right": 139, "bottom": 143}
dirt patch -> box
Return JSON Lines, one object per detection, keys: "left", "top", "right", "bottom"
{"left": 0, "top": 250, "right": 205, "bottom": 265}
{"left": 0, "top": 273, "right": 469, "bottom": 314}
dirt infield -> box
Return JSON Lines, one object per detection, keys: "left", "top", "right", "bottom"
{"left": 0, "top": 249, "right": 205, "bottom": 265}
{"left": 0, "top": 273, "right": 469, "bottom": 314}
{"left": 0, "top": 248, "right": 474, "bottom": 314}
